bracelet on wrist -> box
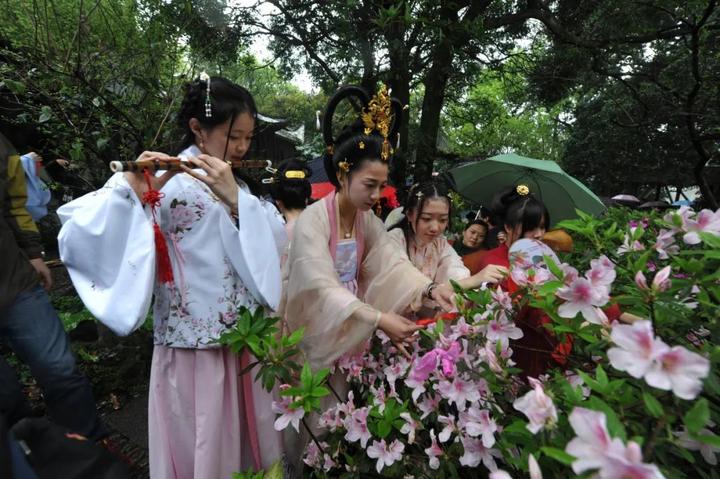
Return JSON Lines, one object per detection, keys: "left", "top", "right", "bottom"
{"left": 425, "top": 282, "right": 438, "bottom": 300}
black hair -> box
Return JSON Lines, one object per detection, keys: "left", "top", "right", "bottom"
{"left": 464, "top": 219, "right": 489, "bottom": 232}
{"left": 177, "top": 75, "right": 262, "bottom": 195}
{"left": 268, "top": 158, "right": 312, "bottom": 211}
{"left": 390, "top": 180, "right": 452, "bottom": 254}
{"left": 490, "top": 186, "right": 550, "bottom": 237}
{"left": 323, "top": 122, "right": 387, "bottom": 189}
{"left": 321, "top": 85, "right": 403, "bottom": 190}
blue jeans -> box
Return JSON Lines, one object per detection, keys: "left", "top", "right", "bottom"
{"left": 0, "top": 286, "right": 106, "bottom": 440}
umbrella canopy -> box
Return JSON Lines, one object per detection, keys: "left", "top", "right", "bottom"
{"left": 450, "top": 153, "right": 605, "bottom": 226}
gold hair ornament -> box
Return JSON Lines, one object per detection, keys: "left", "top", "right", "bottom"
{"left": 338, "top": 160, "right": 350, "bottom": 173}
{"left": 284, "top": 170, "right": 306, "bottom": 179}
{"left": 361, "top": 85, "right": 394, "bottom": 161}
{"left": 517, "top": 184, "right": 530, "bottom": 196}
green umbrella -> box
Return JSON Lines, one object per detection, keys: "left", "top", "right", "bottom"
{"left": 450, "top": 153, "right": 605, "bottom": 226}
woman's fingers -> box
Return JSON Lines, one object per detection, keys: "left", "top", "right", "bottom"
{"left": 393, "top": 341, "right": 412, "bottom": 360}
{"left": 180, "top": 164, "right": 210, "bottom": 184}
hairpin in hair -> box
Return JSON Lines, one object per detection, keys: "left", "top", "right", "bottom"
{"left": 284, "top": 170, "right": 306, "bottom": 179}
{"left": 517, "top": 184, "right": 530, "bottom": 196}
{"left": 199, "top": 72, "right": 212, "bottom": 118}
{"left": 338, "top": 160, "right": 350, "bottom": 173}
{"left": 361, "top": 85, "right": 394, "bottom": 161}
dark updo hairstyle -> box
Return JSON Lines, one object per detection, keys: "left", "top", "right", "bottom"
{"left": 390, "top": 180, "right": 452, "bottom": 254}
{"left": 322, "top": 85, "right": 404, "bottom": 189}
{"left": 464, "top": 219, "right": 489, "bottom": 232}
{"left": 491, "top": 185, "right": 550, "bottom": 237}
{"left": 178, "top": 75, "right": 261, "bottom": 194}
{"left": 268, "top": 158, "right": 312, "bottom": 211}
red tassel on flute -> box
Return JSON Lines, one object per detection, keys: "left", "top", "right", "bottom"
{"left": 142, "top": 170, "right": 174, "bottom": 284}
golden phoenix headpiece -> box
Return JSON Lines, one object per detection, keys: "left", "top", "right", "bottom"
{"left": 322, "top": 84, "right": 404, "bottom": 167}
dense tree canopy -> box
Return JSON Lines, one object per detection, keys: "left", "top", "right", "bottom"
{"left": 0, "top": 0, "right": 717, "bottom": 204}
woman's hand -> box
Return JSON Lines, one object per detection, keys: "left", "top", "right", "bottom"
{"left": 472, "top": 264, "right": 509, "bottom": 284}
{"left": 123, "top": 151, "right": 177, "bottom": 201}
{"left": 181, "top": 154, "right": 239, "bottom": 212}
{"left": 430, "top": 283, "right": 456, "bottom": 312}
{"left": 378, "top": 312, "right": 423, "bottom": 359}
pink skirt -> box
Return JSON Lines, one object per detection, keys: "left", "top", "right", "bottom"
{"left": 148, "top": 345, "right": 282, "bottom": 479}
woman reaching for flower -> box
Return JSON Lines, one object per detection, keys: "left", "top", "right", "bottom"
{"left": 383, "top": 180, "right": 508, "bottom": 317}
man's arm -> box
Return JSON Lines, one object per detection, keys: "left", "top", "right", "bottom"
{"left": 4, "top": 155, "right": 51, "bottom": 288}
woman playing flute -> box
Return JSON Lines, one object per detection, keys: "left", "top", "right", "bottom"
{"left": 57, "top": 75, "right": 286, "bottom": 478}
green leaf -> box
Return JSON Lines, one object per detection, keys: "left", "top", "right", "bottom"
{"left": 642, "top": 392, "right": 664, "bottom": 418}
{"left": 595, "top": 365, "right": 609, "bottom": 388}
{"left": 310, "top": 386, "right": 329, "bottom": 398}
{"left": 695, "top": 434, "right": 720, "bottom": 448}
{"left": 286, "top": 327, "right": 304, "bottom": 346}
{"left": 543, "top": 255, "right": 563, "bottom": 279}
{"left": 541, "top": 447, "right": 575, "bottom": 466}
{"left": 300, "top": 362, "right": 312, "bottom": 388}
{"left": 699, "top": 232, "right": 720, "bottom": 248}
{"left": 684, "top": 398, "right": 710, "bottom": 435}
{"left": 39, "top": 105, "right": 53, "bottom": 123}
{"left": 3, "top": 79, "right": 26, "bottom": 94}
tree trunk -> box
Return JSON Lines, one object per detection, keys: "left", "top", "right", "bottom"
{"left": 414, "top": 39, "right": 454, "bottom": 182}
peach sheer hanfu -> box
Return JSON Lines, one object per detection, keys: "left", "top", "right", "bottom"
{"left": 58, "top": 145, "right": 287, "bottom": 478}
{"left": 281, "top": 192, "right": 432, "bottom": 371}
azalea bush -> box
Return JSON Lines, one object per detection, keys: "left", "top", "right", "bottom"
{"left": 226, "top": 207, "right": 720, "bottom": 478}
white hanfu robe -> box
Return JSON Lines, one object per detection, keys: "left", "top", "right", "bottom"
{"left": 58, "top": 145, "right": 286, "bottom": 478}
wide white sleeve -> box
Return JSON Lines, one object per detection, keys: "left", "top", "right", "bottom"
{"left": 218, "top": 187, "right": 286, "bottom": 311}
{"left": 57, "top": 173, "right": 155, "bottom": 336}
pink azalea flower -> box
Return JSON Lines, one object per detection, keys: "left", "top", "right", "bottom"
{"left": 644, "top": 345, "right": 710, "bottom": 400}
{"left": 663, "top": 206, "right": 694, "bottom": 234}
{"left": 271, "top": 387, "right": 305, "bottom": 433}
{"left": 424, "top": 429, "right": 443, "bottom": 470}
{"left": 618, "top": 227, "right": 646, "bottom": 255}
{"left": 556, "top": 277, "right": 610, "bottom": 324}
{"left": 448, "top": 316, "right": 475, "bottom": 340}
{"left": 416, "top": 393, "right": 440, "bottom": 419}
{"left": 651, "top": 265, "right": 671, "bottom": 292}
{"left": 565, "top": 371, "right": 590, "bottom": 398}
{"left": 437, "top": 414, "right": 457, "bottom": 443}
{"left": 561, "top": 263, "right": 579, "bottom": 284}
{"left": 343, "top": 407, "right": 372, "bottom": 447}
{"left": 459, "top": 435, "right": 501, "bottom": 471}
{"left": 566, "top": 408, "right": 624, "bottom": 473}
{"left": 565, "top": 408, "right": 664, "bottom": 478}
{"left": 486, "top": 318, "right": 524, "bottom": 348}
{"left": 635, "top": 270, "right": 649, "bottom": 290}
{"left": 512, "top": 377, "right": 557, "bottom": 434}
{"left": 369, "top": 384, "right": 388, "bottom": 413}
{"left": 435, "top": 376, "right": 481, "bottom": 411}
{"left": 459, "top": 406, "right": 497, "bottom": 448}
{"left": 653, "top": 229, "right": 679, "bottom": 259}
{"left": 586, "top": 255, "right": 616, "bottom": 288}
{"left": 383, "top": 357, "right": 410, "bottom": 393}
{"left": 399, "top": 412, "right": 419, "bottom": 444}
{"left": 675, "top": 424, "right": 720, "bottom": 465}
{"left": 491, "top": 286, "right": 513, "bottom": 311}
{"left": 303, "top": 440, "right": 329, "bottom": 467}
{"left": 404, "top": 373, "right": 427, "bottom": 403}
{"left": 607, "top": 320, "right": 669, "bottom": 379}
{"left": 682, "top": 208, "right": 720, "bottom": 245}
{"left": 366, "top": 439, "right": 404, "bottom": 473}
{"left": 529, "top": 453, "right": 543, "bottom": 479}
{"left": 317, "top": 406, "right": 343, "bottom": 431}
{"left": 489, "top": 471, "right": 513, "bottom": 479}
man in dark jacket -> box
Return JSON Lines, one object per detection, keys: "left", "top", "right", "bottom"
{"left": 0, "top": 150, "right": 106, "bottom": 441}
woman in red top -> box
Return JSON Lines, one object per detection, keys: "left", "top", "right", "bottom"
{"left": 475, "top": 186, "right": 623, "bottom": 379}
